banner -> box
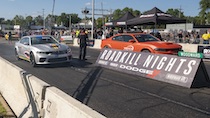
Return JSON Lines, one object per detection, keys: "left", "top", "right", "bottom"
{"left": 96, "top": 49, "right": 203, "bottom": 88}
{"left": 198, "top": 45, "right": 210, "bottom": 59}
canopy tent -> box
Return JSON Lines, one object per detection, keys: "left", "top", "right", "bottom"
{"left": 127, "top": 7, "right": 186, "bottom": 26}
{"left": 105, "top": 11, "right": 135, "bottom": 26}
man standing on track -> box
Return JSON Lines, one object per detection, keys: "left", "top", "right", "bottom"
{"left": 78, "top": 28, "right": 88, "bottom": 60}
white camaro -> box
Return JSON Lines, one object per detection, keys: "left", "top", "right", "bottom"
{"left": 15, "top": 35, "right": 72, "bottom": 67}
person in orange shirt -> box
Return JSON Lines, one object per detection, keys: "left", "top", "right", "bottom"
{"left": 202, "top": 30, "right": 210, "bottom": 44}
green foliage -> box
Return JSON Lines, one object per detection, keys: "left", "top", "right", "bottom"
{"left": 199, "top": 0, "right": 210, "bottom": 24}
{"left": 0, "top": 102, "right": 6, "bottom": 116}
{"left": 112, "top": 7, "right": 140, "bottom": 21}
{"left": 166, "top": 8, "right": 184, "bottom": 18}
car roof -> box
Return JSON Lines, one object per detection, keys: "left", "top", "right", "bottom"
{"left": 115, "top": 32, "right": 147, "bottom": 36}
{"left": 22, "top": 35, "right": 52, "bottom": 38}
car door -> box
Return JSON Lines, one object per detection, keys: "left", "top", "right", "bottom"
{"left": 120, "top": 35, "right": 136, "bottom": 51}
{"left": 110, "top": 35, "right": 124, "bottom": 50}
{"left": 19, "top": 37, "right": 30, "bottom": 59}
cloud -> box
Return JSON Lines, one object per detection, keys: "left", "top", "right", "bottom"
{"left": 8, "top": 0, "right": 16, "bottom": 1}
{"left": 85, "top": 2, "right": 91, "bottom": 6}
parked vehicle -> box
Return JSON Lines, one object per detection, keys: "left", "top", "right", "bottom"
{"left": 101, "top": 33, "right": 182, "bottom": 55}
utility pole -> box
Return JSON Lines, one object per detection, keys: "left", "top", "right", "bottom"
{"left": 51, "top": 0, "right": 55, "bottom": 31}
{"left": 83, "top": 3, "right": 112, "bottom": 39}
{"left": 101, "top": 2, "right": 104, "bottom": 29}
{"left": 69, "top": 15, "right": 72, "bottom": 32}
{"left": 43, "top": 9, "right": 45, "bottom": 29}
{"left": 91, "top": 0, "right": 94, "bottom": 39}
{"left": 179, "top": 6, "right": 182, "bottom": 18}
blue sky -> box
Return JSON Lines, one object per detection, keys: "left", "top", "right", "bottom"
{"left": 1, "top": 0, "right": 201, "bottom": 20}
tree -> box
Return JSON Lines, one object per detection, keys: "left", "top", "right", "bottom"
{"left": 34, "top": 15, "right": 43, "bottom": 26}
{"left": 199, "top": 0, "right": 210, "bottom": 24}
{"left": 4, "top": 19, "right": 13, "bottom": 25}
{"left": 133, "top": 10, "right": 141, "bottom": 17}
{"left": 112, "top": 9, "right": 122, "bottom": 20}
{"left": 0, "top": 18, "right": 5, "bottom": 24}
{"left": 25, "top": 16, "right": 33, "bottom": 28}
{"left": 112, "top": 7, "right": 140, "bottom": 21}
{"left": 122, "top": 7, "right": 133, "bottom": 14}
{"left": 96, "top": 17, "right": 103, "bottom": 28}
{"left": 166, "top": 8, "right": 184, "bottom": 18}
{"left": 68, "top": 14, "right": 81, "bottom": 25}
{"left": 55, "top": 13, "right": 69, "bottom": 26}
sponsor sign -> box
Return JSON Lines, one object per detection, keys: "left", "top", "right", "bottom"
{"left": 105, "top": 22, "right": 113, "bottom": 26}
{"left": 116, "top": 22, "right": 126, "bottom": 25}
{"left": 96, "top": 49, "right": 202, "bottom": 88}
{"left": 198, "top": 46, "right": 210, "bottom": 59}
{"left": 178, "top": 51, "right": 203, "bottom": 58}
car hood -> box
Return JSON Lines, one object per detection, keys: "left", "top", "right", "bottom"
{"left": 32, "top": 43, "right": 68, "bottom": 51}
{"left": 142, "top": 41, "right": 182, "bottom": 48}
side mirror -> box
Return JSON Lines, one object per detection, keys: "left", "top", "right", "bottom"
{"left": 129, "top": 39, "right": 136, "bottom": 43}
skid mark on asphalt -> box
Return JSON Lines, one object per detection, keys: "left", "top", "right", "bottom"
{"left": 69, "top": 65, "right": 210, "bottom": 115}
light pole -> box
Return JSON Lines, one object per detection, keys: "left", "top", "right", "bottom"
{"left": 51, "top": 0, "right": 55, "bottom": 30}
{"left": 43, "top": 9, "right": 45, "bottom": 29}
{"left": 91, "top": 0, "right": 95, "bottom": 39}
{"left": 69, "top": 15, "right": 72, "bottom": 32}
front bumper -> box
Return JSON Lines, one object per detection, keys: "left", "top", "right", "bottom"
{"left": 35, "top": 53, "right": 72, "bottom": 64}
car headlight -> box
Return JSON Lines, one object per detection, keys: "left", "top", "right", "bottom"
{"left": 154, "top": 48, "right": 167, "bottom": 52}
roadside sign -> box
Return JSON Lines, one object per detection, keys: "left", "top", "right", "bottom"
{"left": 178, "top": 51, "right": 203, "bottom": 58}
{"left": 198, "top": 46, "right": 210, "bottom": 59}
{"left": 96, "top": 49, "right": 209, "bottom": 88}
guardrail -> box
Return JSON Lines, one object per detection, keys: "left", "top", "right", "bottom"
{"left": 0, "top": 57, "right": 106, "bottom": 118}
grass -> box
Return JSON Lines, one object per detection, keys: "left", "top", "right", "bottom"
{"left": 0, "top": 102, "right": 6, "bottom": 116}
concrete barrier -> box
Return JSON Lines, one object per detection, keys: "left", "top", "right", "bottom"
{"left": 91, "top": 39, "right": 102, "bottom": 49}
{"left": 44, "top": 87, "right": 105, "bottom": 118}
{"left": 0, "top": 57, "right": 106, "bottom": 118}
{"left": 73, "top": 38, "right": 79, "bottom": 47}
{"left": 0, "top": 57, "right": 32, "bottom": 117}
{"left": 178, "top": 43, "right": 198, "bottom": 52}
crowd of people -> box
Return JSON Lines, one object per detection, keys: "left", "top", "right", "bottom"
{"left": 2, "top": 27, "right": 210, "bottom": 45}
{"left": 1, "top": 27, "right": 210, "bottom": 61}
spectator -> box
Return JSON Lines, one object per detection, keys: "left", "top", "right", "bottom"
{"left": 5, "top": 33, "right": 9, "bottom": 41}
{"left": 93, "top": 29, "right": 97, "bottom": 39}
{"left": 8, "top": 31, "right": 12, "bottom": 44}
{"left": 202, "top": 30, "right": 210, "bottom": 44}
{"left": 155, "top": 32, "right": 163, "bottom": 41}
{"left": 118, "top": 28, "right": 123, "bottom": 33}
{"left": 194, "top": 32, "right": 200, "bottom": 44}
{"left": 97, "top": 28, "right": 103, "bottom": 39}
{"left": 178, "top": 31, "right": 183, "bottom": 43}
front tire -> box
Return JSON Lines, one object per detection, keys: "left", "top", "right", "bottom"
{"left": 30, "top": 53, "right": 37, "bottom": 67}
{"left": 141, "top": 49, "right": 151, "bottom": 53}
{"left": 15, "top": 49, "right": 20, "bottom": 60}
{"left": 104, "top": 45, "right": 110, "bottom": 49}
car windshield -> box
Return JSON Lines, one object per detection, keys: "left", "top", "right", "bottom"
{"left": 31, "top": 36, "right": 58, "bottom": 45}
{"left": 135, "top": 34, "right": 159, "bottom": 42}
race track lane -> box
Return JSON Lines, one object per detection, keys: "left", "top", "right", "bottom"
{"left": 0, "top": 40, "right": 210, "bottom": 118}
